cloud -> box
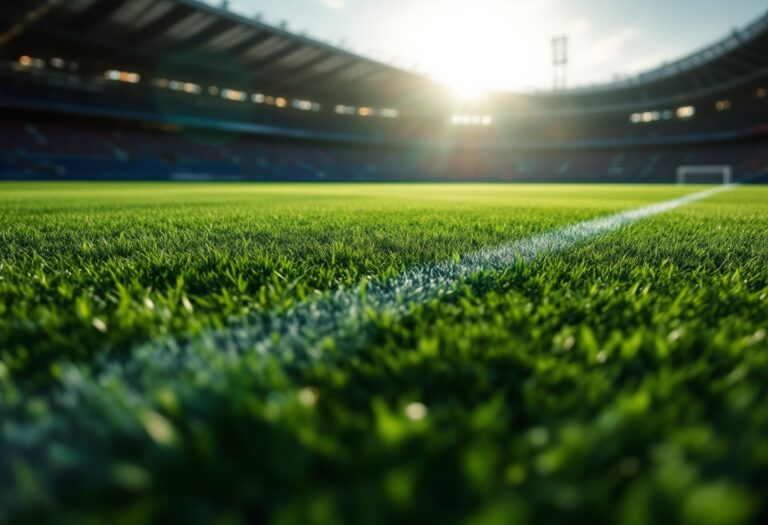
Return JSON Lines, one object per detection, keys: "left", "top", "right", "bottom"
{"left": 568, "top": 19, "right": 591, "bottom": 37}
{"left": 318, "top": 0, "right": 345, "bottom": 9}
{"left": 578, "top": 27, "right": 641, "bottom": 68}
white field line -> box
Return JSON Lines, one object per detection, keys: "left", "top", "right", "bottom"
{"left": 101, "top": 185, "right": 734, "bottom": 381}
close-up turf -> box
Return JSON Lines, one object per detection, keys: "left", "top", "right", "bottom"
{"left": 1, "top": 183, "right": 767, "bottom": 524}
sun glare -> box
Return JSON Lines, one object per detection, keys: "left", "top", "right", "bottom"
{"left": 448, "top": 81, "right": 489, "bottom": 102}
{"left": 415, "top": 0, "right": 549, "bottom": 97}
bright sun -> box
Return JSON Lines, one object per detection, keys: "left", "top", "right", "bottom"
{"left": 416, "top": 0, "right": 549, "bottom": 99}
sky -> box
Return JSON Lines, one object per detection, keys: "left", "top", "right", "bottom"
{"left": 206, "top": 0, "right": 767, "bottom": 94}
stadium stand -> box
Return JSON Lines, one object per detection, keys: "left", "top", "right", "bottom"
{"left": 1, "top": 0, "right": 767, "bottom": 182}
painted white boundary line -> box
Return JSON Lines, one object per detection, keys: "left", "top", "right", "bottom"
{"left": 107, "top": 185, "right": 734, "bottom": 379}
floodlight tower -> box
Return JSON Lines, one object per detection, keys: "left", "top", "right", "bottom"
{"left": 552, "top": 36, "right": 569, "bottom": 91}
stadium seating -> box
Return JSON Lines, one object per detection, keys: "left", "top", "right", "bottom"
{"left": 2, "top": 116, "right": 766, "bottom": 182}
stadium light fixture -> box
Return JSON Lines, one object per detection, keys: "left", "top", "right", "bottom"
{"left": 182, "top": 83, "right": 201, "bottom": 95}
{"left": 632, "top": 109, "right": 677, "bottom": 124}
{"left": 122, "top": 72, "right": 139, "bottom": 83}
{"left": 292, "top": 99, "right": 318, "bottom": 112}
{"left": 715, "top": 100, "right": 731, "bottom": 111}
{"left": 105, "top": 70, "right": 140, "bottom": 84}
{"left": 221, "top": 89, "right": 247, "bottom": 102}
{"left": 17, "top": 55, "right": 45, "bottom": 69}
{"left": 451, "top": 114, "right": 493, "bottom": 126}
{"left": 153, "top": 78, "right": 201, "bottom": 95}
{"left": 676, "top": 106, "right": 695, "bottom": 119}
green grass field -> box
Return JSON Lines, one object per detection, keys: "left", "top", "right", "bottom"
{"left": 1, "top": 183, "right": 767, "bottom": 524}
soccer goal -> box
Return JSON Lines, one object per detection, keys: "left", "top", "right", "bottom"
{"left": 676, "top": 165, "right": 733, "bottom": 185}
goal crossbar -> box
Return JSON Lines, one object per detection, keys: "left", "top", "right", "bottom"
{"left": 676, "top": 165, "right": 733, "bottom": 185}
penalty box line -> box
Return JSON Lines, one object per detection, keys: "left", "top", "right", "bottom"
{"left": 103, "top": 185, "right": 736, "bottom": 381}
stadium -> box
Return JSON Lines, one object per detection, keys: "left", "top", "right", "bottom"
{"left": 1, "top": 0, "right": 767, "bottom": 523}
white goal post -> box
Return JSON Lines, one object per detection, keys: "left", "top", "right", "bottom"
{"left": 676, "top": 165, "right": 733, "bottom": 185}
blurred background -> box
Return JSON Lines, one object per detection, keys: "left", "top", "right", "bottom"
{"left": 0, "top": 0, "right": 767, "bottom": 184}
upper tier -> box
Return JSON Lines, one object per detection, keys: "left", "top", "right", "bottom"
{"left": 1, "top": 0, "right": 767, "bottom": 147}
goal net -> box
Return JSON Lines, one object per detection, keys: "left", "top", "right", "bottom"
{"left": 676, "top": 165, "right": 733, "bottom": 185}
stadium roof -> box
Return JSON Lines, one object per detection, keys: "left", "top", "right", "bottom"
{"left": 0, "top": 0, "right": 441, "bottom": 108}
{"left": 1, "top": 0, "right": 767, "bottom": 109}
